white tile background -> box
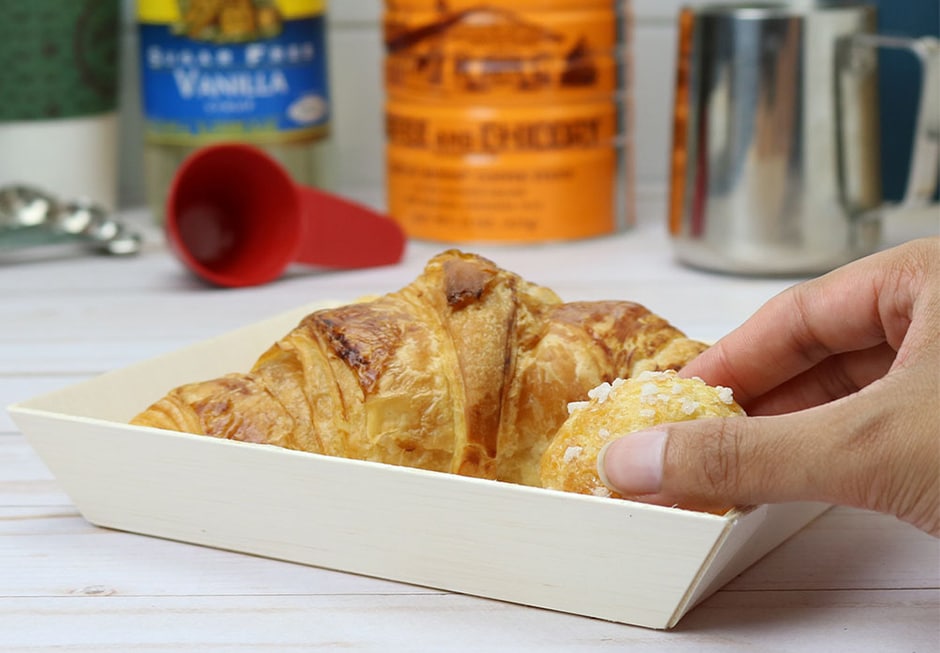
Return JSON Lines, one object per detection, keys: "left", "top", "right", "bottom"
{"left": 115, "top": 0, "right": 765, "bottom": 210}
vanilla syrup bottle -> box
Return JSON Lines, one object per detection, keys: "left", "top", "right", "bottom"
{"left": 138, "top": 0, "right": 333, "bottom": 223}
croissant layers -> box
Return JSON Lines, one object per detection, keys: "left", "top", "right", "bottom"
{"left": 131, "top": 250, "right": 708, "bottom": 488}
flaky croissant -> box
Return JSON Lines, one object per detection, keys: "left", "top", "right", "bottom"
{"left": 131, "top": 250, "right": 708, "bottom": 487}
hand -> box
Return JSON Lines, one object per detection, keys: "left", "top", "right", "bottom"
{"left": 599, "top": 237, "right": 940, "bottom": 536}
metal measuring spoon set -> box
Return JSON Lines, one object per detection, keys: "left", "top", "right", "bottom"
{"left": 0, "top": 185, "right": 141, "bottom": 256}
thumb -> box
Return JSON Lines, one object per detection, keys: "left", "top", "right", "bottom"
{"left": 597, "top": 404, "right": 860, "bottom": 514}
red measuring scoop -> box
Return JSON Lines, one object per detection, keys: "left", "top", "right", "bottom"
{"left": 165, "top": 143, "right": 406, "bottom": 287}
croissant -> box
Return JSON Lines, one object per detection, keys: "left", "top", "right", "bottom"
{"left": 131, "top": 250, "right": 708, "bottom": 487}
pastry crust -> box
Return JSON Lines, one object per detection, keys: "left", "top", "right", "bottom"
{"left": 131, "top": 250, "right": 710, "bottom": 486}
{"left": 539, "top": 370, "right": 745, "bottom": 502}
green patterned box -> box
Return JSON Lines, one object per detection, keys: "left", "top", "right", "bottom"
{"left": 0, "top": 0, "right": 119, "bottom": 121}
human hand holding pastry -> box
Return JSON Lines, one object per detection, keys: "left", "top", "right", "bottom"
{"left": 599, "top": 237, "right": 940, "bottom": 536}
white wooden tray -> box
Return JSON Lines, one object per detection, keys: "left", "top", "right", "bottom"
{"left": 8, "top": 301, "right": 828, "bottom": 630}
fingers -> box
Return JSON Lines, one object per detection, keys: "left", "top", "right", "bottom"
{"left": 597, "top": 382, "right": 940, "bottom": 535}
{"left": 680, "top": 242, "right": 928, "bottom": 404}
{"left": 599, "top": 410, "right": 829, "bottom": 511}
{"left": 681, "top": 277, "right": 884, "bottom": 405}
{"left": 605, "top": 239, "right": 940, "bottom": 536}
{"left": 739, "top": 342, "right": 897, "bottom": 415}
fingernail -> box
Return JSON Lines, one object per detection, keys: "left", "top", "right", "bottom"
{"left": 597, "top": 430, "right": 667, "bottom": 495}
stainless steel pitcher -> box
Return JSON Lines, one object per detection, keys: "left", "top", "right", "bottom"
{"left": 668, "top": 1, "right": 939, "bottom": 275}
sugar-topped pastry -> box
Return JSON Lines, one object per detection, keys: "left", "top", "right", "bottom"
{"left": 539, "top": 370, "right": 745, "bottom": 501}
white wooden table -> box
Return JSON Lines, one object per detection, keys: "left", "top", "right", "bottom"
{"left": 2, "top": 207, "right": 937, "bottom": 652}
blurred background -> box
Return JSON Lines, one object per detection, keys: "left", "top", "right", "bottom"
{"left": 6, "top": 0, "right": 937, "bottom": 215}
{"left": 112, "top": 0, "right": 738, "bottom": 214}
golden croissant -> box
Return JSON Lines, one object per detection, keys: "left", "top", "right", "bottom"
{"left": 131, "top": 250, "right": 708, "bottom": 487}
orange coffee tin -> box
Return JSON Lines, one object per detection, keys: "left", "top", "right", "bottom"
{"left": 384, "top": 1, "right": 634, "bottom": 243}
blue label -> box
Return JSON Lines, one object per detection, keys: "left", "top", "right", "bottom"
{"left": 140, "top": 15, "right": 330, "bottom": 144}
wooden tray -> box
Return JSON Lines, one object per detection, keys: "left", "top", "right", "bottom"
{"left": 8, "top": 301, "right": 829, "bottom": 629}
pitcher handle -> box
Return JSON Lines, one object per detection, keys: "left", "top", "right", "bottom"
{"left": 851, "top": 34, "right": 940, "bottom": 209}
